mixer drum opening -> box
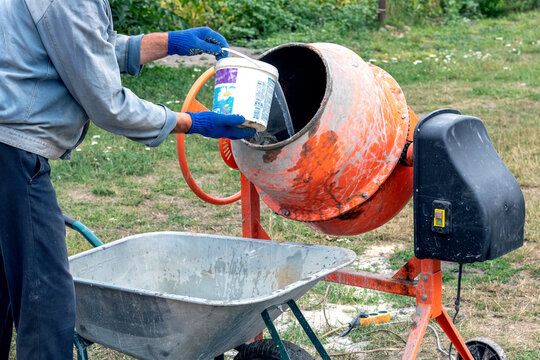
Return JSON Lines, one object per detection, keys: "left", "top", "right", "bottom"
{"left": 248, "top": 45, "right": 329, "bottom": 145}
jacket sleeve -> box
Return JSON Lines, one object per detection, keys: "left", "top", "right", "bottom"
{"left": 35, "top": 0, "right": 176, "bottom": 147}
{"left": 114, "top": 33, "right": 144, "bottom": 76}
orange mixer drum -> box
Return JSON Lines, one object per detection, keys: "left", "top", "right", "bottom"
{"left": 231, "top": 43, "right": 417, "bottom": 235}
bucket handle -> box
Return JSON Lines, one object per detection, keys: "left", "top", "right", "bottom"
{"left": 222, "top": 47, "right": 263, "bottom": 69}
{"left": 176, "top": 67, "right": 241, "bottom": 205}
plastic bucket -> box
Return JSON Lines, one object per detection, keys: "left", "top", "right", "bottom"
{"left": 213, "top": 57, "right": 279, "bottom": 132}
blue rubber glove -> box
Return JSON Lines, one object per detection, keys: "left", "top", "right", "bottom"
{"left": 187, "top": 112, "right": 256, "bottom": 140}
{"left": 168, "top": 27, "right": 229, "bottom": 60}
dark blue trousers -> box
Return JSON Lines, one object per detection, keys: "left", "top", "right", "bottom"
{"left": 0, "top": 143, "right": 75, "bottom": 359}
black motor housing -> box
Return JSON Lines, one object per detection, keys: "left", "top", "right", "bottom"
{"left": 413, "top": 109, "right": 525, "bottom": 263}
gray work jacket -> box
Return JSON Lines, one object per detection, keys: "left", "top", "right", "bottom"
{"left": 0, "top": 0, "right": 177, "bottom": 159}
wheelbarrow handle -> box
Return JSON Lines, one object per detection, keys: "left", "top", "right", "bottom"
{"left": 63, "top": 214, "right": 103, "bottom": 248}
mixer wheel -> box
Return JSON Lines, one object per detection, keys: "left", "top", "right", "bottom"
{"left": 234, "top": 339, "right": 314, "bottom": 360}
{"left": 456, "top": 337, "right": 507, "bottom": 360}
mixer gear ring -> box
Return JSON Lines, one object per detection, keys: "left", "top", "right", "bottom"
{"left": 176, "top": 67, "right": 241, "bottom": 205}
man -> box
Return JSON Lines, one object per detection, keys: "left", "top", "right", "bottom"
{"left": 0, "top": 0, "right": 255, "bottom": 358}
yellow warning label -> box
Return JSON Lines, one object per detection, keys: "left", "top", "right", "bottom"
{"left": 433, "top": 209, "right": 445, "bottom": 228}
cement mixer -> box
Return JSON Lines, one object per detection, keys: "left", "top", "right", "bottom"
{"left": 176, "top": 43, "right": 525, "bottom": 360}
{"left": 232, "top": 43, "right": 416, "bottom": 235}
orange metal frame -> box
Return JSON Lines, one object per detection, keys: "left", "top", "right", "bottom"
{"left": 240, "top": 176, "right": 474, "bottom": 360}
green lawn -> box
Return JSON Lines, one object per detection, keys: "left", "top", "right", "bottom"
{"left": 27, "top": 10, "right": 540, "bottom": 360}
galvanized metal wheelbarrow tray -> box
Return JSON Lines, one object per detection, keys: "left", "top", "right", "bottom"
{"left": 67, "top": 220, "right": 355, "bottom": 360}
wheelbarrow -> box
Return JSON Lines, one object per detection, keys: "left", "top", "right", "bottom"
{"left": 65, "top": 216, "right": 356, "bottom": 359}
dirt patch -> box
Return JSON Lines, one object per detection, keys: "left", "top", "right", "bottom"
{"left": 353, "top": 243, "right": 401, "bottom": 274}
{"left": 131, "top": 174, "right": 161, "bottom": 186}
{"left": 277, "top": 303, "right": 358, "bottom": 330}
{"left": 276, "top": 304, "right": 369, "bottom": 356}
{"left": 275, "top": 301, "right": 416, "bottom": 358}
{"left": 65, "top": 187, "right": 99, "bottom": 203}
{"left": 154, "top": 46, "right": 263, "bottom": 68}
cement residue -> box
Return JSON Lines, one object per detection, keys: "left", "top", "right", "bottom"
{"left": 325, "top": 336, "right": 370, "bottom": 358}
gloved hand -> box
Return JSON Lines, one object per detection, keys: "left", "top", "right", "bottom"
{"left": 187, "top": 112, "right": 256, "bottom": 140}
{"left": 168, "top": 27, "right": 228, "bottom": 60}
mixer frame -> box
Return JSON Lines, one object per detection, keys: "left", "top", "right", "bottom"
{"left": 239, "top": 176, "right": 474, "bottom": 360}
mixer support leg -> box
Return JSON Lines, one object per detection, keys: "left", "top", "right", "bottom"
{"left": 392, "top": 256, "right": 421, "bottom": 281}
{"left": 399, "top": 260, "right": 474, "bottom": 360}
{"left": 241, "top": 175, "right": 270, "bottom": 240}
{"left": 241, "top": 176, "right": 269, "bottom": 343}
{"left": 436, "top": 309, "right": 474, "bottom": 360}
{"left": 402, "top": 304, "right": 431, "bottom": 359}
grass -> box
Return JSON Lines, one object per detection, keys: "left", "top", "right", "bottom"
{"left": 8, "top": 9, "right": 538, "bottom": 360}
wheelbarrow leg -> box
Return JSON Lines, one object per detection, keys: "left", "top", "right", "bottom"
{"left": 74, "top": 332, "right": 91, "bottom": 360}
{"left": 287, "top": 300, "right": 331, "bottom": 360}
{"left": 261, "top": 300, "right": 331, "bottom": 360}
{"left": 261, "top": 309, "right": 291, "bottom": 360}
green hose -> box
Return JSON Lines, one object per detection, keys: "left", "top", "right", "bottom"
{"left": 63, "top": 214, "right": 103, "bottom": 248}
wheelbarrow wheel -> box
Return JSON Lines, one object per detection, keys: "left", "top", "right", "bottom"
{"left": 234, "top": 339, "right": 314, "bottom": 360}
{"left": 456, "top": 337, "right": 507, "bottom": 360}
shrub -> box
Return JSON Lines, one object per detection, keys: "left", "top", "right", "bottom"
{"left": 109, "top": 0, "right": 184, "bottom": 35}
{"left": 388, "top": 0, "right": 540, "bottom": 22}
{"left": 388, "top": 0, "right": 482, "bottom": 23}
{"left": 109, "top": 0, "right": 540, "bottom": 40}
{"left": 478, "top": 0, "right": 506, "bottom": 16}
{"left": 161, "top": 0, "right": 378, "bottom": 41}
{"left": 504, "top": 0, "right": 540, "bottom": 12}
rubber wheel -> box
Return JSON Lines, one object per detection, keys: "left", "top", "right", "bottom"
{"left": 456, "top": 337, "right": 507, "bottom": 360}
{"left": 234, "top": 339, "right": 314, "bottom": 360}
